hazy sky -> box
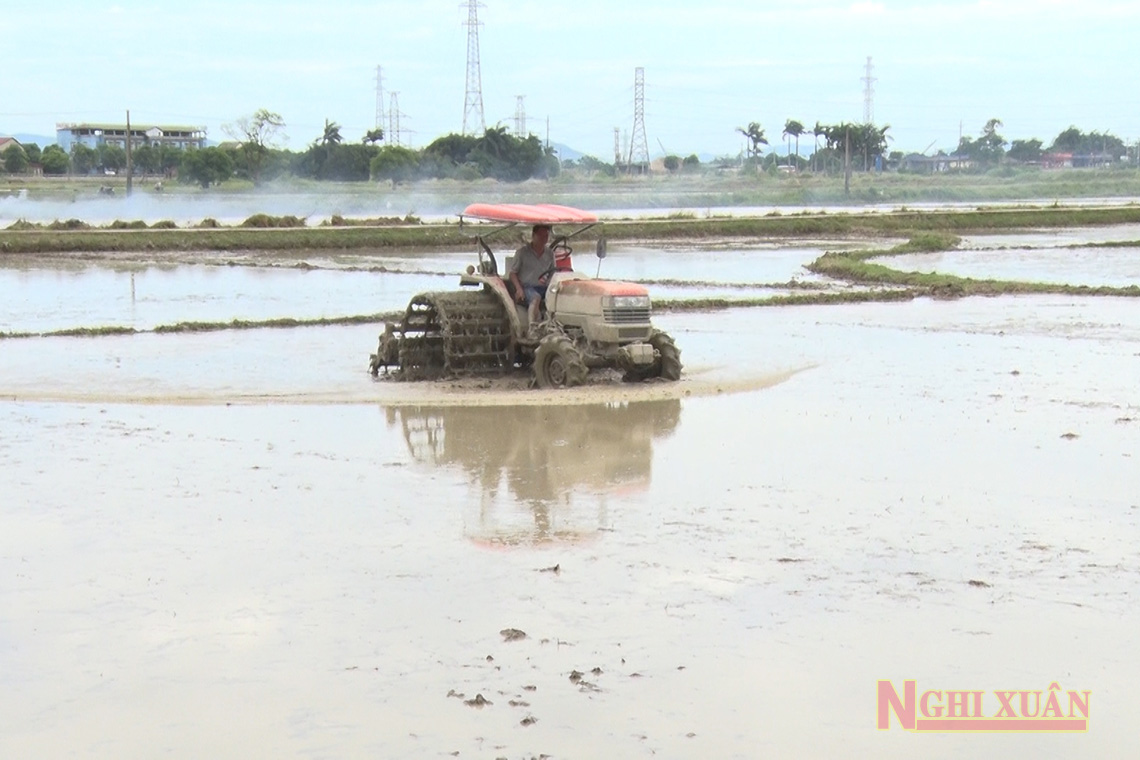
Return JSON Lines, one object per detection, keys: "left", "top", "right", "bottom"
{"left": 2, "top": 0, "right": 1137, "bottom": 159}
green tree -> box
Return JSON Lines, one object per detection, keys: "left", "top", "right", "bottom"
{"left": 362, "top": 128, "right": 385, "bottom": 145}
{"left": 158, "top": 145, "right": 183, "bottom": 175}
{"left": 133, "top": 144, "right": 161, "bottom": 175}
{"left": 421, "top": 132, "right": 480, "bottom": 177}
{"left": 1047, "top": 127, "right": 1126, "bottom": 159}
{"left": 179, "top": 147, "right": 234, "bottom": 188}
{"left": 663, "top": 155, "right": 680, "bottom": 172}
{"left": 321, "top": 144, "right": 378, "bottom": 181}
{"left": 570, "top": 154, "right": 616, "bottom": 176}
{"left": 810, "top": 122, "right": 826, "bottom": 171}
{"left": 320, "top": 119, "right": 343, "bottom": 146}
{"left": 1049, "top": 126, "right": 1082, "bottom": 153}
{"left": 1007, "top": 138, "right": 1043, "bottom": 163}
{"left": 70, "top": 143, "right": 97, "bottom": 174}
{"left": 3, "top": 144, "right": 28, "bottom": 174}
{"left": 813, "top": 123, "right": 891, "bottom": 172}
{"left": 24, "top": 143, "right": 42, "bottom": 165}
{"left": 979, "top": 118, "right": 1006, "bottom": 163}
{"left": 41, "top": 145, "right": 70, "bottom": 175}
{"left": 224, "top": 108, "right": 285, "bottom": 184}
{"left": 370, "top": 145, "right": 420, "bottom": 183}
{"left": 783, "top": 119, "right": 805, "bottom": 167}
{"left": 955, "top": 119, "right": 1006, "bottom": 167}
{"left": 736, "top": 122, "right": 768, "bottom": 159}
{"left": 99, "top": 144, "right": 127, "bottom": 172}
{"left": 682, "top": 154, "right": 700, "bottom": 172}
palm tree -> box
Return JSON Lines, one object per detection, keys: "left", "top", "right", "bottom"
{"left": 321, "top": 119, "right": 343, "bottom": 146}
{"left": 480, "top": 125, "right": 512, "bottom": 158}
{"left": 735, "top": 122, "right": 768, "bottom": 159}
{"left": 362, "top": 128, "right": 385, "bottom": 145}
{"left": 783, "top": 119, "right": 805, "bottom": 170}
{"left": 811, "top": 121, "right": 825, "bottom": 172}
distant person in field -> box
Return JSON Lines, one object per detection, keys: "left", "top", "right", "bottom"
{"left": 509, "top": 223, "right": 555, "bottom": 325}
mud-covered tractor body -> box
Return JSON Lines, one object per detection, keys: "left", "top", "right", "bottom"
{"left": 369, "top": 203, "right": 680, "bottom": 388}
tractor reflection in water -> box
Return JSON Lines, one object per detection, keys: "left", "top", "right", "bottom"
{"left": 385, "top": 399, "right": 681, "bottom": 545}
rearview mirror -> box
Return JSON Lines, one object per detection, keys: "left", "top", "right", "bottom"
{"left": 596, "top": 238, "right": 607, "bottom": 259}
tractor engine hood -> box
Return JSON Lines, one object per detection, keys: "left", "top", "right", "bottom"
{"left": 548, "top": 278, "right": 653, "bottom": 344}
{"left": 556, "top": 280, "right": 649, "bottom": 298}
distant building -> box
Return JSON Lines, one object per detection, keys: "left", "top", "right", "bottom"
{"left": 901, "top": 153, "right": 972, "bottom": 173}
{"left": 56, "top": 123, "right": 206, "bottom": 152}
{"left": 0, "top": 136, "right": 21, "bottom": 154}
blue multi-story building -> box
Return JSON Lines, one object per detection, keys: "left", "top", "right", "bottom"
{"left": 56, "top": 123, "right": 206, "bottom": 153}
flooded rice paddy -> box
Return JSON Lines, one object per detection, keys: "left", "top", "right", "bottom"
{"left": 1, "top": 227, "right": 1138, "bottom": 758}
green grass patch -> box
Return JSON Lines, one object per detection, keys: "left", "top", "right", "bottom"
{"left": 46, "top": 219, "right": 92, "bottom": 231}
{"left": 43, "top": 326, "right": 139, "bottom": 337}
{"left": 656, "top": 289, "right": 916, "bottom": 311}
{"left": 323, "top": 213, "right": 422, "bottom": 227}
{"left": 240, "top": 214, "right": 307, "bottom": 228}
{"left": 152, "top": 313, "right": 397, "bottom": 334}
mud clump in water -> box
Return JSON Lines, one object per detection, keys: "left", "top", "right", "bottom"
{"left": 464, "top": 694, "right": 492, "bottom": 708}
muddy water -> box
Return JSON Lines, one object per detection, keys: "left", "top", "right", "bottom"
{"left": 0, "top": 243, "right": 842, "bottom": 335}
{"left": 883, "top": 225, "right": 1140, "bottom": 288}
{"left": 2, "top": 246, "right": 1139, "bottom": 757}
{"left": 0, "top": 264, "right": 453, "bottom": 333}
{"left": 884, "top": 246, "right": 1140, "bottom": 287}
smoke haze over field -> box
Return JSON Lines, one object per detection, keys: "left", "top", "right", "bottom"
{"left": 0, "top": 190, "right": 439, "bottom": 227}
{"left": 1, "top": 0, "right": 1138, "bottom": 159}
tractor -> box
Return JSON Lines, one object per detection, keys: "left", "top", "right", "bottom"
{"left": 369, "top": 203, "right": 680, "bottom": 389}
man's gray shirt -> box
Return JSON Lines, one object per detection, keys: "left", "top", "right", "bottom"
{"left": 510, "top": 243, "right": 555, "bottom": 287}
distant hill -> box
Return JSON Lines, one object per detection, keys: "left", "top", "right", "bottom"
{"left": 552, "top": 142, "right": 729, "bottom": 166}
{"left": 550, "top": 142, "right": 584, "bottom": 162}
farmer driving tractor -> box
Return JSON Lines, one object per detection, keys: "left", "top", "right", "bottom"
{"left": 509, "top": 223, "right": 555, "bottom": 326}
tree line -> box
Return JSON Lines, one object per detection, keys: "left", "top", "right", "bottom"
{"left": 1, "top": 108, "right": 559, "bottom": 187}
{"left": 3, "top": 108, "right": 1134, "bottom": 183}
{"left": 952, "top": 121, "right": 1128, "bottom": 168}
{"left": 735, "top": 118, "right": 1133, "bottom": 173}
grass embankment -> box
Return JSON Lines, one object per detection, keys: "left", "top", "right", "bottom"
{"left": 5, "top": 204, "right": 1140, "bottom": 255}
{"left": 807, "top": 231, "right": 1140, "bottom": 299}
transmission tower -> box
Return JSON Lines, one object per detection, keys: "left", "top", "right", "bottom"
{"left": 514, "top": 96, "right": 527, "bottom": 138}
{"left": 461, "top": 0, "right": 486, "bottom": 135}
{"left": 375, "top": 65, "right": 387, "bottom": 135}
{"left": 389, "top": 92, "right": 402, "bottom": 146}
{"left": 613, "top": 127, "right": 621, "bottom": 166}
{"left": 628, "top": 67, "right": 650, "bottom": 171}
{"left": 862, "top": 56, "right": 876, "bottom": 124}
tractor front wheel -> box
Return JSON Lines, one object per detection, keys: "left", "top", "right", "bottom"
{"left": 623, "top": 331, "right": 682, "bottom": 382}
{"left": 534, "top": 335, "right": 588, "bottom": 389}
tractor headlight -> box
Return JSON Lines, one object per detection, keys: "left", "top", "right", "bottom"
{"left": 604, "top": 296, "right": 651, "bottom": 309}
